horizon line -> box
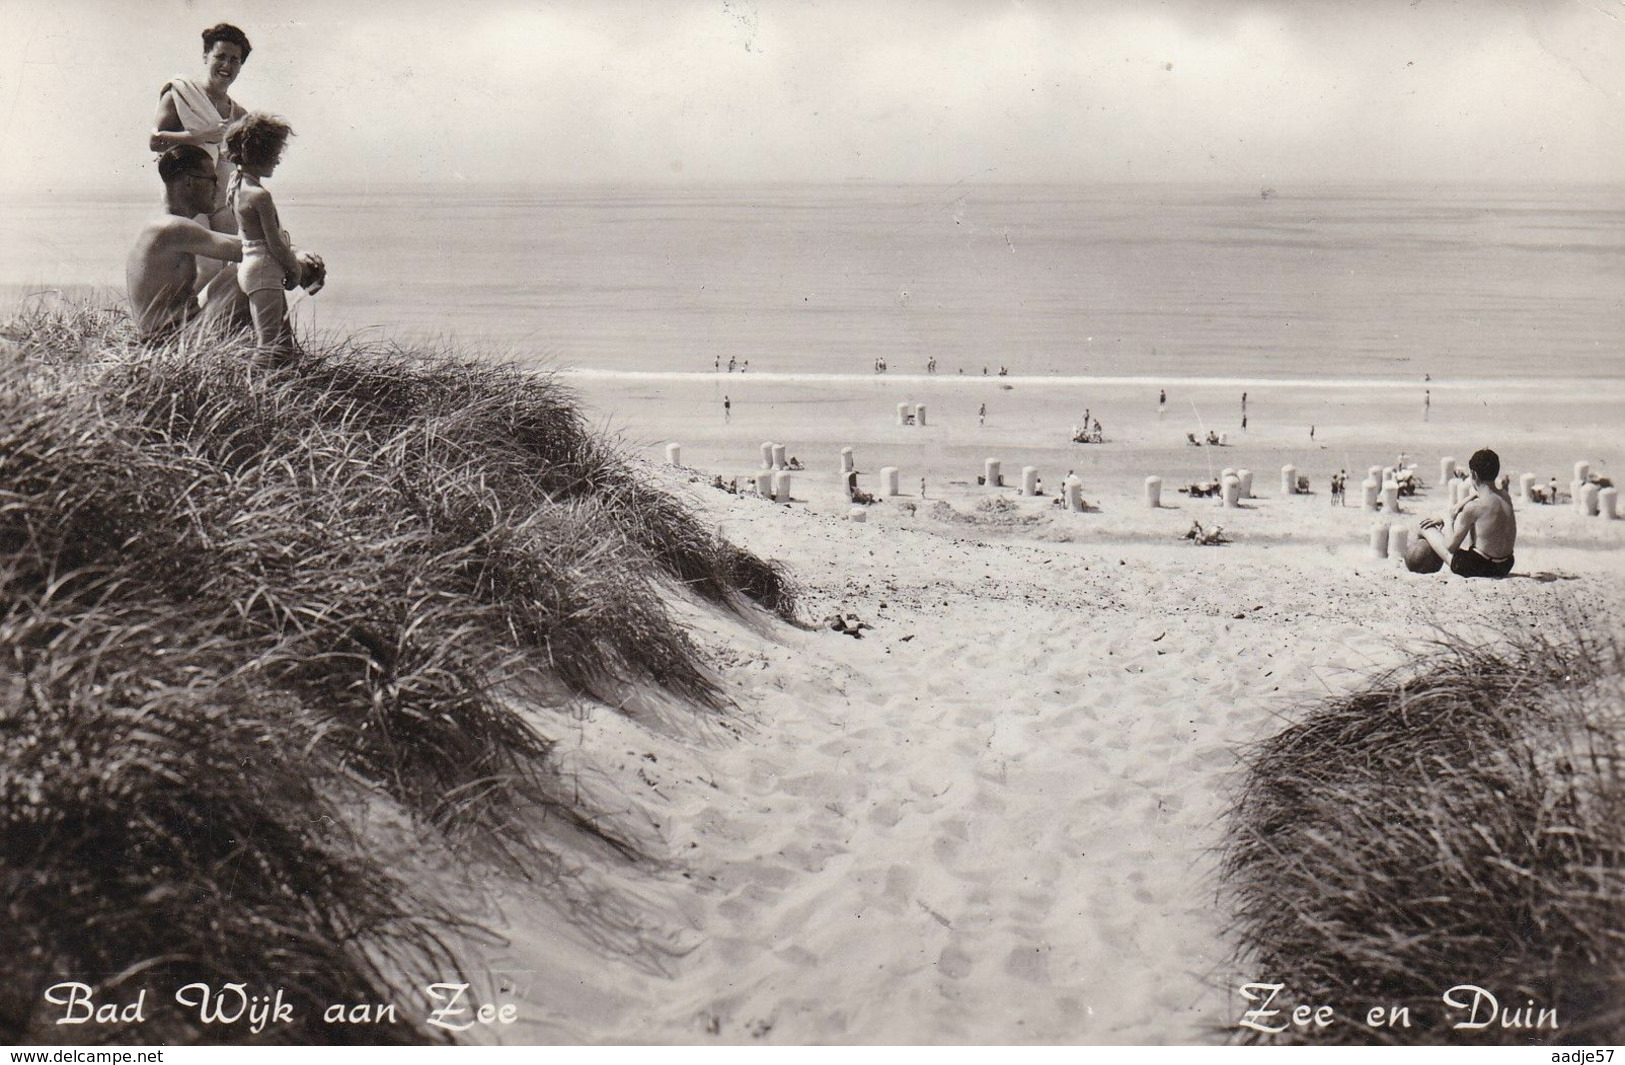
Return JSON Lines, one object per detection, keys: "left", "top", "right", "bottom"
{"left": 7, "top": 176, "right": 1625, "bottom": 199}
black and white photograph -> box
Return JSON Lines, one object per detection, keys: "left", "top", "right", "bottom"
{"left": 1, "top": 0, "right": 1622, "bottom": 1048}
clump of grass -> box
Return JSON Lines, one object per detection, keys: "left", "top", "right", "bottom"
{"left": 0, "top": 296, "right": 129, "bottom": 365}
{"left": 1222, "top": 623, "right": 1625, "bottom": 1044}
{"left": 0, "top": 608, "right": 464, "bottom": 1044}
{"left": 0, "top": 301, "right": 797, "bottom": 1043}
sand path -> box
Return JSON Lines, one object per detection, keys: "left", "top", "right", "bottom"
{"left": 490, "top": 480, "right": 1622, "bottom": 1044}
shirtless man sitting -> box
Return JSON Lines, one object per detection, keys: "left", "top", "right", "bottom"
{"left": 1418, "top": 448, "right": 1517, "bottom": 578}
{"left": 127, "top": 145, "right": 322, "bottom": 342}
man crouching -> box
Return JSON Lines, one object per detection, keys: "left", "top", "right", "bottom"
{"left": 126, "top": 145, "right": 322, "bottom": 343}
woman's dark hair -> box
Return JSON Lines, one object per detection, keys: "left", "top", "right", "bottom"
{"left": 224, "top": 113, "right": 293, "bottom": 170}
{"left": 202, "top": 23, "right": 252, "bottom": 61}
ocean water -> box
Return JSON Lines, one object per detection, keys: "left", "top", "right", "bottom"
{"left": 3, "top": 182, "right": 1622, "bottom": 382}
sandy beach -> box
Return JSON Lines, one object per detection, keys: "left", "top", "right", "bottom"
{"left": 454, "top": 375, "right": 1625, "bottom": 1044}
{"left": 570, "top": 370, "right": 1621, "bottom": 504}
{"left": 5, "top": 0, "right": 1625, "bottom": 1044}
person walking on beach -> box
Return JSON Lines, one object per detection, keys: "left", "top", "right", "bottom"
{"left": 1417, "top": 448, "right": 1517, "bottom": 578}
{"left": 920, "top": 476, "right": 927, "bottom": 498}
{"left": 1158, "top": 388, "right": 1166, "bottom": 409}
{"left": 1424, "top": 390, "right": 1431, "bottom": 421}
{"left": 723, "top": 395, "right": 731, "bottom": 422}
{"left": 1310, "top": 425, "right": 1315, "bottom": 441}
{"left": 978, "top": 402, "right": 986, "bottom": 427}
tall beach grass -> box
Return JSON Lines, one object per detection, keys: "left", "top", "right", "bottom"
{"left": 1222, "top": 622, "right": 1625, "bottom": 1044}
{"left": 0, "top": 301, "right": 796, "bottom": 1043}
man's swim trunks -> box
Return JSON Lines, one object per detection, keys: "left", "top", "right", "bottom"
{"left": 1451, "top": 548, "right": 1514, "bottom": 579}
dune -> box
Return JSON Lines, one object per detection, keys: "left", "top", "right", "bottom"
{"left": 5, "top": 298, "right": 1621, "bottom": 1045}
{"left": 476, "top": 438, "right": 1625, "bottom": 1042}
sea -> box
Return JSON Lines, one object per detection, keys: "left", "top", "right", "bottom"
{"left": 2, "top": 182, "right": 1622, "bottom": 383}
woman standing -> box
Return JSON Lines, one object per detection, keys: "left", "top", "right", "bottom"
{"left": 150, "top": 23, "right": 252, "bottom": 235}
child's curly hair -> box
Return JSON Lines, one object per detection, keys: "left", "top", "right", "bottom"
{"left": 224, "top": 112, "right": 294, "bottom": 171}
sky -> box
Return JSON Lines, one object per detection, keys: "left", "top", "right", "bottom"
{"left": 1, "top": 0, "right": 1622, "bottom": 193}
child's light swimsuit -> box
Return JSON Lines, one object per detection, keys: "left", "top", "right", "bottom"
{"left": 238, "top": 237, "right": 286, "bottom": 295}
{"left": 229, "top": 172, "right": 290, "bottom": 295}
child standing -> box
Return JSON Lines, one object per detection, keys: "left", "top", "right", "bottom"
{"left": 224, "top": 113, "right": 301, "bottom": 354}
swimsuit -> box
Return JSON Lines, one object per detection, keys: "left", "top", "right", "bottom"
{"left": 163, "top": 76, "right": 235, "bottom": 215}
{"left": 237, "top": 238, "right": 286, "bottom": 295}
{"left": 228, "top": 172, "right": 289, "bottom": 295}
{"left": 1450, "top": 548, "right": 1514, "bottom": 579}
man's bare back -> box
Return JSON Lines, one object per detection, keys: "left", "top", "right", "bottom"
{"left": 1457, "top": 485, "right": 1517, "bottom": 560}
{"left": 125, "top": 214, "right": 241, "bottom": 339}
{"left": 126, "top": 147, "right": 255, "bottom": 341}
{"left": 1417, "top": 448, "right": 1517, "bottom": 578}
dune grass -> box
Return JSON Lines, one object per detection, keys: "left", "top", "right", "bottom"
{"left": 1222, "top": 623, "right": 1625, "bottom": 1045}
{"left": 0, "top": 302, "right": 796, "bottom": 1043}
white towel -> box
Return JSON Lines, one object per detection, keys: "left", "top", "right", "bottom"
{"left": 165, "top": 75, "right": 226, "bottom": 161}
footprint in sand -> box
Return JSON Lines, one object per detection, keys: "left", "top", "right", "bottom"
{"left": 937, "top": 942, "right": 975, "bottom": 980}
{"left": 1004, "top": 943, "right": 1053, "bottom": 984}
{"left": 882, "top": 863, "right": 918, "bottom": 904}
{"left": 773, "top": 943, "right": 818, "bottom": 968}
{"left": 867, "top": 799, "right": 908, "bottom": 828}
{"left": 777, "top": 840, "right": 847, "bottom": 873}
